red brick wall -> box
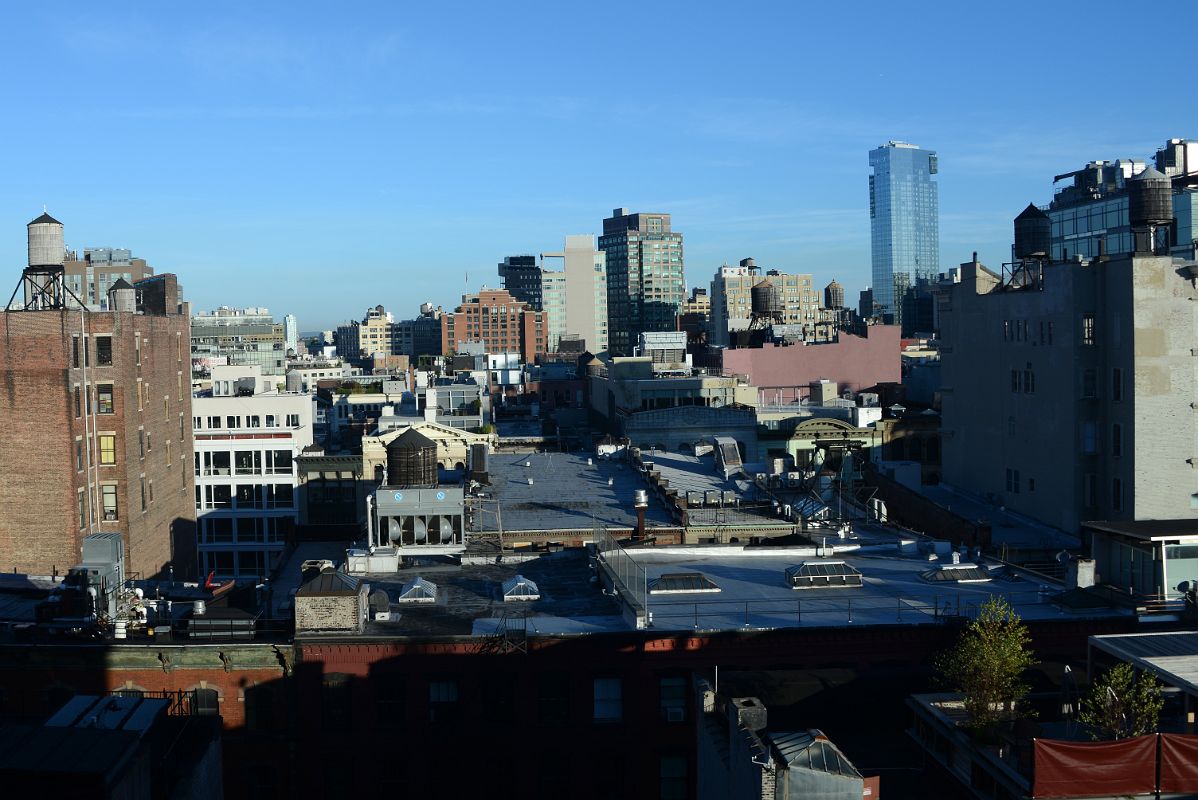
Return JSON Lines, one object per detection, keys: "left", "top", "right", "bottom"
{"left": 0, "top": 303, "right": 195, "bottom": 579}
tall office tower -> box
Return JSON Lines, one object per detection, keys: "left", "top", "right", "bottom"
{"left": 497, "top": 255, "right": 542, "bottom": 310}
{"left": 63, "top": 248, "right": 155, "bottom": 310}
{"left": 0, "top": 213, "right": 196, "bottom": 579}
{"left": 824, "top": 279, "right": 845, "bottom": 310}
{"left": 708, "top": 258, "right": 820, "bottom": 347}
{"left": 869, "top": 142, "right": 939, "bottom": 328}
{"left": 283, "top": 313, "right": 298, "bottom": 354}
{"left": 1045, "top": 139, "right": 1198, "bottom": 262}
{"left": 541, "top": 234, "right": 609, "bottom": 354}
{"left": 599, "top": 208, "right": 684, "bottom": 355}
{"left": 191, "top": 306, "right": 287, "bottom": 375}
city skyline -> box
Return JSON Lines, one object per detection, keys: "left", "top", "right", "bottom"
{"left": 0, "top": 1, "right": 1194, "bottom": 329}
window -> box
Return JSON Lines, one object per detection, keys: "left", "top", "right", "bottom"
{"left": 286, "top": 414, "right": 300, "bottom": 427}
{"left": 659, "top": 677, "right": 687, "bottom": 722}
{"left": 235, "top": 450, "right": 261, "bottom": 475}
{"left": 146, "top": 432, "right": 152, "bottom": 452}
{"left": 1112, "top": 368, "right": 1124, "bottom": 402}
{"left": 235, "top": 484, "right": 263, "bottom": 509}
{"left": 1047, "top": 321, "right": 1054, "bottom": 344}
{"left": 593, "top": 677, "right": 622, "bottom": 722}
{"left": 134, "top": 334, "right": 141, "bottom": 366}
{"left": 205, "top": 518, "right": 234, "bottom": 542}
{"left": 148, "top": 480, "right": 153, "bottom": 502}
{"left": 195, "top": 688, "right": 219, "bottom": 716}
{"left": 247, "top": 415, "right": 261, "bottom": 428}
{"left": 1082, "top": 369, "right": 1097, "bottom": 399}
{"left": 136, "top": 380, "right": 143, "bottom": 411}
{"left": 226, "top": 416, "right": 240, "bottom": 429}
{"left": 1005, "top": 468, "right": 1020, "bottom": 494}
{"left": 429, "top": 680, "right": 460, "bottom": 723}
{"left": 659, "top": 755, "right": 687, "bottom": 800}
{"left": 97, "top": 385, "right": 114, "bottom": 414}
{"left": 99, "top": 434, "right": 117, "bottom": 465}
{"left": 101, "top": 484, "right": 118, "bottom": 520}
{"left": 1023, "top": 368, "right": 1035, "bottom": 394}
{"left": 1082, "top": 421, "right": 1097, "bottom": 455}
{"left": 74, "top": 386, "right": 81, "bottom": 418}
{"left": 1112, "top": 478, "right": 1124, "bottom": 512}
{"left": 267, "top": 484, "right": 294, "bottom": 509}
{"left": 179, "top": 415, "right": 185, "bottom": 439}
{"left": 72, "top": 336, "right": 80, "bottom": 368}
{"left": 77, "top": 489, "right": 86, "bottom": 529}
{"left": 206, "top": 485, "right": 232, "bottom": 509}
{"left": 265, "top": 414, "right": 277, "bottom": 428}
{"left": 1010, "top": 369, "right": 1020, "bottom": 393}
{"left": 138, "top": 429, "right": 145, "bottom": 458}
{"left": 266, "top": 450, "right": 293, "bottom": 474}
{"left": 95, "top": 336, "right": 112, "bottom": 365}
{"left": 193, "top": 416, "right": 202, "bottom": 430}
{"left": 1112, "top": 424, "right": 1123, "bottom": 458}
{"left": 140, "top": 476, "right": 147, "bottom": 511}
{"left": 1082, "top": 314, "right": 1095, "bottom": 346}
{"left": 74, "top": 439, "right": 83, "bottom": 471}
{"left": 207, "top": 416, "right": 220, "bottom": 429}
{"left": 163, "top": 396, "right": 169, "bottom": 415}
{"left": 166, "top": 441, "right": 172, "bottom": 467}
{"left": 1084, "top": 473, "right": 1097, "bottom": 508}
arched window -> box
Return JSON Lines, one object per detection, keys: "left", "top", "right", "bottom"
{"left": 194, "top": 688, "right": 220, "bottom": 716}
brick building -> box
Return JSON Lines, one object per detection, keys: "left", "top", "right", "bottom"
{"left": 440, "top": 288, "right": 547, "bottom": 362}
{"left": 0, "top": 224, "right": 195, "bottom": 580}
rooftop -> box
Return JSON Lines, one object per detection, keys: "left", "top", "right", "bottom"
{"left": 471, "top": 452, "right": 675, "bottom": 534}
{"left": 310, "top": 531, "right": 1132, "bottom": 640}
{"left": 1082, "top": 519, "right": 1198, "bottom": 542}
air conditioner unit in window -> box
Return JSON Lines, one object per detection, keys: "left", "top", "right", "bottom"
{"left": 103, "top": 511, "right": 117, "bottom": 521}
{"left": 666, "top": 707, "right": 685, "bottom": 723}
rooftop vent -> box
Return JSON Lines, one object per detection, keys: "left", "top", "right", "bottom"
{"left": 397, "top": 576, "right": 438, "bottom": 604}
{"left": 648, "top": 572, "right": 721, "bottom": 594}
{"left": 502, "top": 574, "right": 540, "bottom": 602}
{"left": 920, "top": 564, "right": 992, "bottom": 584}
{"left": 785, "top": 561, "right": 863, "bottom": 590}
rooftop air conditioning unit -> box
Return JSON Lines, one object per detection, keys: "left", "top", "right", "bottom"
{"left": 103, "top": 511, "right": 117, "bottom": 521}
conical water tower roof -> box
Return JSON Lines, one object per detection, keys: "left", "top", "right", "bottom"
{"left": 28, "top": 212, "right": 61, "bottom": 226}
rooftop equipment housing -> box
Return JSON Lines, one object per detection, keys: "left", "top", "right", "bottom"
{"left": 502, "top": 574, "right": 540, "bottom": 602}
{"left": 648, "top": 572, "right": 721, "bottom": 594}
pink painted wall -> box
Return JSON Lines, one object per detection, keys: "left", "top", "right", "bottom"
{"left": 720, "top": 325, "right": 901, "bottom": 402}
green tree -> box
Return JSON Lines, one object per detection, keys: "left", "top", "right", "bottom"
{"left": 937, "top": 596, "right": 1037, "bottom": 732}
{"left": 1079, "top": 663, "right": 1163, "bottom": 740}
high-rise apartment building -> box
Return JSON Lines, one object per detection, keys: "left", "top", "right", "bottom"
{"left": 331, "top": 305, "right": 395, "bottom": 363}
{"left": 542, "top": 234, "right": 608, "bottom": 354}
{"left": 824, "top": 280, "right": 845, "bottom": 310}
{"left": 869, "top": 142, "right": 939, "bottom": 328}
{"left": 441, "top": 288, "right": 547, "bottom": 362}
{"left": 599, "top": 208, "right": 684, "bottom": 355}
{"left": 63, "top": 248, "right": 155, "bottom": 310}
{"left": 708, "top": 259, "right": 820, "bottom": 347}
{"left": 0, "top": 214, "right": 195, "bottom": 579}
{"left": 1046, "top": 139, "right": 1198, "bottom": 262}
{"left": 497, "top": 255, "right": 542, "bottom": 309}
{"left": 191, "top": 306, "right": 286, "bottom": 375}
{"left": 283, "top": 313, "right": 298, "bottom": 354}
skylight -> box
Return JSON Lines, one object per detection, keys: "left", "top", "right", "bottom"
{"left": 785, "top": 561, "right": 863, "bottom": 590}
{"left": 648, "top": 572, "right": 721, "bottom": 594}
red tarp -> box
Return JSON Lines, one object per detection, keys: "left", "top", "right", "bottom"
{"left": 1159, "top": 733, "right": 1198, "bottom": 793}
{"left": 1032, "top": 736, "right": 1157, "bottom": 798}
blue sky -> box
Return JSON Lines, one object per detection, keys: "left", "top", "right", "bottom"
{"left": 1, "top": 1, "right": 1193, "bottom": 330}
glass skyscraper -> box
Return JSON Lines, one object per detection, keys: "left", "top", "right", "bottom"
{"left": 868, "top": 142, "right": 939, "bottom": 325}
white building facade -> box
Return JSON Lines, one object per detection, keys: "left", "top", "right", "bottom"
{"left": 192, "top": 365, "right": 314, "bottom": 581}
